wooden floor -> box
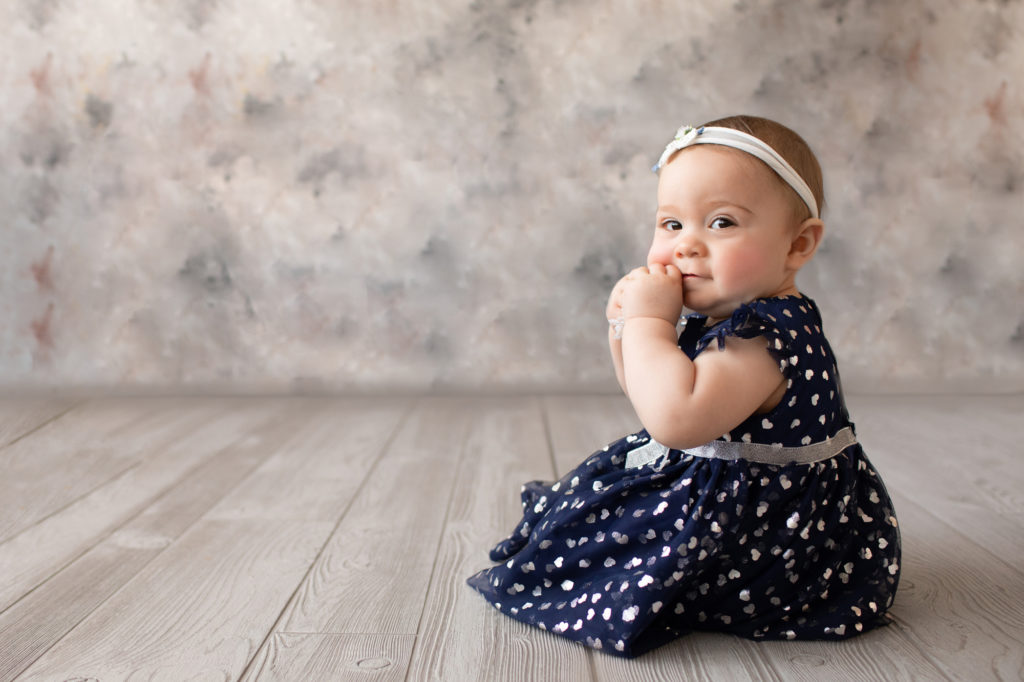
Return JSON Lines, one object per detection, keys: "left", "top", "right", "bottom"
{"left": 0, "top": 393, "right": 1021, "bottom": 681}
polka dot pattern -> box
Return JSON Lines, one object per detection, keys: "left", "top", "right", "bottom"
{"left": 466, "top": 295, "right": 901, "bottom": 658}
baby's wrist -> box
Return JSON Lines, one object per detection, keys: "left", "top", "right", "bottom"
{"left": 621, "top": 317, "right": 680, "bottom": 342}
{"left": 610, "top": 313, "right": 686, "bottom": 339}
{"left": 625, "top": 309, "right": 681, "bottom": 324}
{"left": 624, "top": 315, "right": 676, "bottom": 327}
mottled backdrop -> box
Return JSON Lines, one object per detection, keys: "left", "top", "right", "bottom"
{"left": 2, "top": 0, "right": 1021, "bottom": 394}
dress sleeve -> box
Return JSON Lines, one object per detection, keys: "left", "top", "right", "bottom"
{"left": 692, "top": 300, "right": 798, "bottom": 379}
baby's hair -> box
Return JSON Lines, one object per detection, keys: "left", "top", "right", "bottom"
{"left": 701, "top": 115, "right": 825, "bottom": 220}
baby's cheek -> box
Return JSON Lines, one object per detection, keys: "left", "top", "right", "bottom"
{"left": 722, "top": 246, "right": 768, "bottom": 283}
{"left": 647, "top": 243, "right": 673, "bottom": 266}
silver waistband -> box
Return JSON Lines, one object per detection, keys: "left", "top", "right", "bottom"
{"left": 624, "top": 426, "right": 857, "bottom": 469}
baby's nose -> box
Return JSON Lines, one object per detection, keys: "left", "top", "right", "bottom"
{"left": 673, "top": 234, "right": 703, "bottom": 258}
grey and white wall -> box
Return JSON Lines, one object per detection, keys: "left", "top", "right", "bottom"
{"left": 2, "top": 0, "right": 1021, "bottom": 394}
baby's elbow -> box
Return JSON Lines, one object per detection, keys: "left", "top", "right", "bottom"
{"left": 642, "top": 412, "right": 711, "bottom": 451}
{"left": 649, "top": 428, "right": 709, "bottom": 451}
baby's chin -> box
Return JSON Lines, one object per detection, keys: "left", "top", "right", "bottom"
{"left": 682, "top": 298, "right": 748, "bottom": 321}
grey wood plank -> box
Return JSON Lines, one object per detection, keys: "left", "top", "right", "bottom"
{"left": 16, "top": 519, "right": 335, "bottom": 681}
{"left": 406, "top": 397, "right": 595, "bottom": 682}
{"left": 0, "top": 399, "right": 313, "bottom": 681}
{"left": 14, "top": 398, "right": 409, "bottom": 681}
{"left": 721, "top": 633, "right": 946, "bottom": 682}
{"left": 205, "top": 399, "right": 411, "bottom": 522}
{"left": 542, "top": 394, "right": 638, "bottom": 478}
{"left": 850, "top": 394, "right": 1024, "bottom": 513}
{"left": 1, "top": 537, "right": 158, "bottom": 681}
{"left": 0, "top": 398, "right": 220, "bottom": 544}
{"left": 593, "top": 633, "right": 946, "bottom": 682}
{"left": 589, "top": 632, "right": 777, "bottom": 682}
{"left": 850, "top": 394, "right": 1024, "bottom": 573}
{"left": 885, "top": 492, "right": 1024, "bottom": 681}
{"left": 0, "top": 398, "right": 75, "bottom": 448}
{"left": 243, "top": 633, "right": 414, "bottom": 682}
{"left": 0, "top": 399, "right": 275, "bottom": 613}
{"left": 276, "top": 398, "right": 476, "bottom": 636}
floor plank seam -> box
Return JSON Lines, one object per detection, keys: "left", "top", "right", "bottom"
{"left": 0, "top": 400, "right": 83, "bottom": 451}
{"left": 0, "top": 406, "right": 315, "bottom": 679}
{"left": 274, "top": 630, "right": 420, "bottom": 636}
{"left": 403, "top": 399, "right": 478, "bottom": 682}
{"left": 236, "top": 398, "right": 417, "bottom": 682}
{"left": 0, "top": 468, "right": 157, "bottom": 622}
{"left": 1, "top": 402, "right": 223, "bottom": 550}
{"left": 0, "top": 458, "right": 146, "bottom": 553}
{"left": 0, "top": 412, "right": 257, "bottom": 619}
{"left": 0, "top": 422, "right": 300, "bottom": 679}
{"left": 585, "top": 648, "right": 599, "bottom": 682}
{"left": 8, "top": 590, "right": 115, "bottom": 681}
{"left": 748, "top": 643, "right": 784, "bottom": 681}
{"left": 896, "top": 495, "right": 1024, "bottom": 581}
{"left": 888, "top": 614, "right": 959, "bottom": 682}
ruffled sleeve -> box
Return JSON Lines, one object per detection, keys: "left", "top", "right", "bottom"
{"left": 692, "top": 298, "right": 804, "bottom": 378}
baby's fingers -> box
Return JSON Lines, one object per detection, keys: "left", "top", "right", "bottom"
{"left": 645, "top": 263, "right": 681, "bottom": 281}
{"left": 626, "top": 266, "right": 650, "bottom": 279}
{"left": 662, "top": 264, "right": 682, "bottom": 280}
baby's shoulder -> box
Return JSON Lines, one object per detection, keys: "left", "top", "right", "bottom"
{"left": 742, "top": 295, "right": 826, "bottom": 346}
{"left": 683, "top": 295, "right": 826, "bottom": 358}
{"left": 744, "top": 294, "right": 822, "bottom": 329}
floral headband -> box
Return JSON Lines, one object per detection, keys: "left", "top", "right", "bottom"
{"left": 652, "top": 125, "right": 820, "bottom": 219}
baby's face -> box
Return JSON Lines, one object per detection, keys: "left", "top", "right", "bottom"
{"left": 647, "top": 145, "right": 801, "bottom": 320}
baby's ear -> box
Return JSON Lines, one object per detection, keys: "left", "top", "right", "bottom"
{"left": 786, "top": 218, "right": 824, "bottom": 270}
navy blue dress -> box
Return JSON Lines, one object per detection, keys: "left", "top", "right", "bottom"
{"left": 466, "top": 295, "right": 901, "bottom": 657}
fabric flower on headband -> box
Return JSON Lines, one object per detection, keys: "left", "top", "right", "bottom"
{"left": 675, "top": 125, "right": 702, "bottom": 142}
{"left": 652, "top": 126, "right": 705, "bottom": 172}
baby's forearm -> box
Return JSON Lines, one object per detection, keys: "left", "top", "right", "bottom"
{"left": 608, "top": 327, "right": 628, "bottom": 396}
{"left": 621, "top": 317, "right": 696, "bottom": 443}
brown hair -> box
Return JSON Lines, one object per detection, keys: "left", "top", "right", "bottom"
{"left": 701, "top": 115, "right": 825, "bottom": 220}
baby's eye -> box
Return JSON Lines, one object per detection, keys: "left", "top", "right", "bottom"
{"left": 661, "top": 219, "right": 683, "bottom": 231}
{"left": 709, "top": 216, "right": 735, "bottom": 230}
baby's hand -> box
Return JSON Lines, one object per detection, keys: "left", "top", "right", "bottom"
{"left": 606, "top": 273, "right": 631, "bottom": 322}
{"left": 621, "top": 264, "right": 684, "bottom": 325}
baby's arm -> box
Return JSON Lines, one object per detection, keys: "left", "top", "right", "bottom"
{"left": 620, "top": 265, "right": 785, "bottom": 448}
{"left": 606, "top": 274, "right": 630, "bottom": 395}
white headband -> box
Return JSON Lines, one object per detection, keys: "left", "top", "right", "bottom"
{"left": 652, "top": 125, "right": 820, "bottom": 219}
